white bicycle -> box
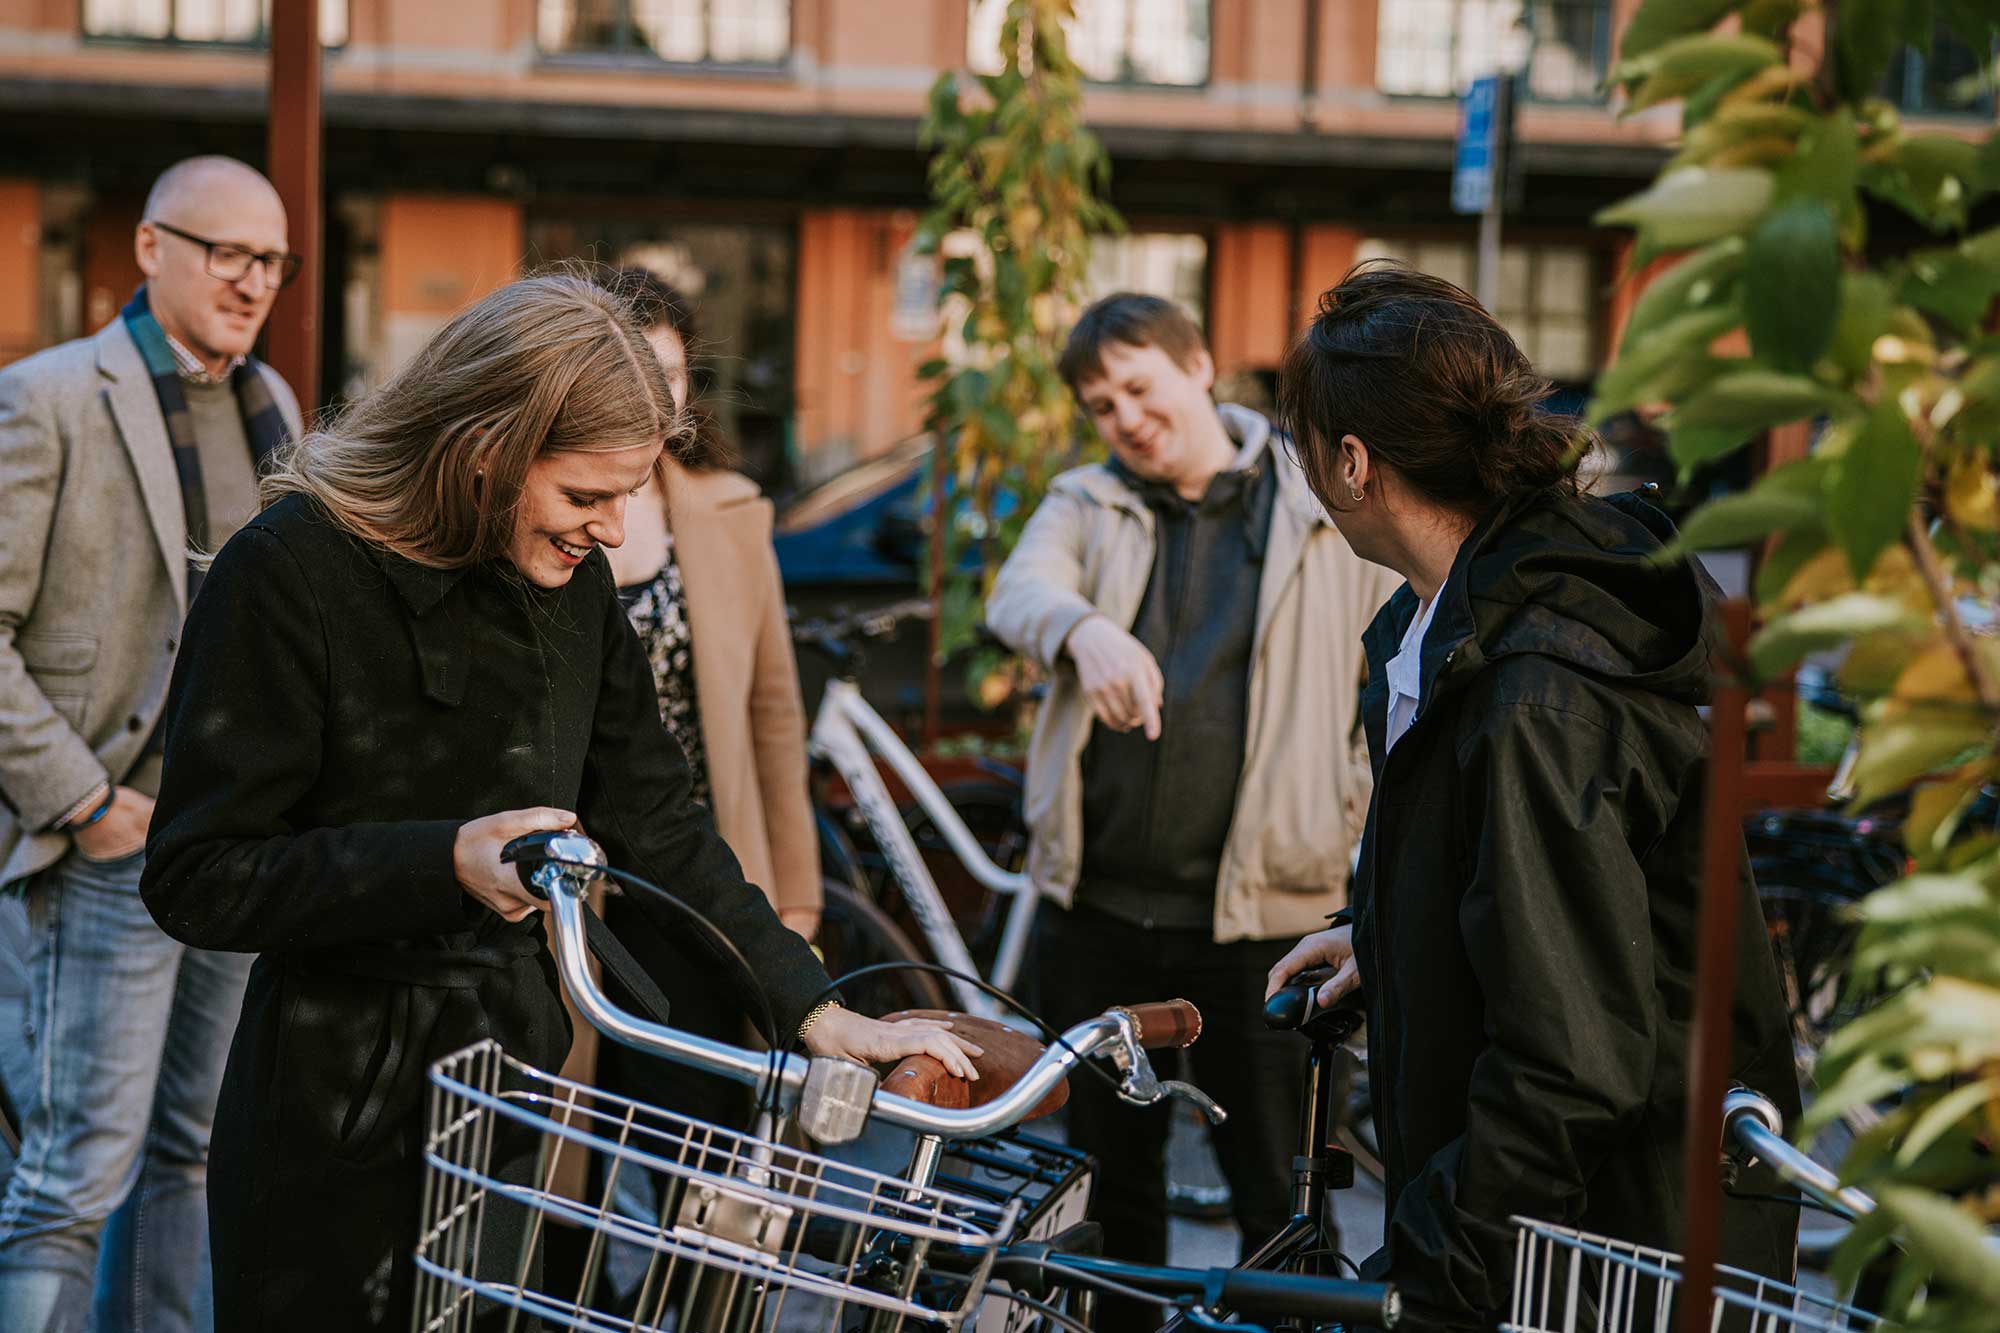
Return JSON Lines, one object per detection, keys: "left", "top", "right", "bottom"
{"left": 794, "top": 599, "right": 1042, "bottom": 1022}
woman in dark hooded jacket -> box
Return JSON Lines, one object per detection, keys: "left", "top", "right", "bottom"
{"left": 1266, "top": 261, "right": 1800, "bottom": 1331}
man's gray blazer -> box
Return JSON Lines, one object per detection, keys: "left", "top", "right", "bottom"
{"left": 0, "top": 319, "right": 303, "bottom": 889}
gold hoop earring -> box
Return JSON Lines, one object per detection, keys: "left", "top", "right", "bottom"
{"left": 1349, "top": 486, "right": 1364, "bottom": 503}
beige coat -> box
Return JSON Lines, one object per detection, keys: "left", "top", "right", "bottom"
{"left": 0, "top": 321, "right": 300, "bottom": 889}
{"left": 985, "top": 405, "right": 1399, "bottom": 944}
{"left": 661, "top": 461, "right": 819, "bottom": 915}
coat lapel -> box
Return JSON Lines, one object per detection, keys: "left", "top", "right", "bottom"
{"left": 97, "top": 321, "right": 189, "bottom": 618}
{"left": 663, "top": 465, "right": 758, "bottom": 713}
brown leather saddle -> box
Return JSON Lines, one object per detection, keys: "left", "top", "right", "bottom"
{"left": 877, "top": 1000, "right": 1203, "bottom": 1121}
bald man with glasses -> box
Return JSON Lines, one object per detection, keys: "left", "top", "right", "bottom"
{"left": 0, "top": 155, "right": 303, "bottom": 1331}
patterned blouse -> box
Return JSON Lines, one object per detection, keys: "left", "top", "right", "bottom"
{"left": 618, "top": 530, "right": 711, "bottom": 809}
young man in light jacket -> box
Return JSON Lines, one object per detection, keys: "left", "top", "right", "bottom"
{"left": 987, "top": 294, "right": 1396, "bottom": 1329}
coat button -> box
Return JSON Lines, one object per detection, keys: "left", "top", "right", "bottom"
{"left": 127, "top": 715, "right": 144, "bottom": 732}
{"left": 166, "top": 636, "right": 178, "bottom": 651}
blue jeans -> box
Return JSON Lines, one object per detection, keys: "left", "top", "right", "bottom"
{"left": 0, "top": 850, "right": 251, "bottom": 1333}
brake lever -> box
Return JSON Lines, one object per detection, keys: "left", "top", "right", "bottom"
{"left": 1161, "top": 1080, "right": 1228, "bottom": 1126}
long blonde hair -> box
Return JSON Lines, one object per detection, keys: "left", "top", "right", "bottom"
{"left": 263, "top": 271, "right": 685, "bottom": 568}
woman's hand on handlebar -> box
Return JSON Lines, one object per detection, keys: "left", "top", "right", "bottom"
{"left": 803, "top": 1006, "right": 985, "bottom": 1083}
{"left": 454, "top": 807, "right": 580, "bottom": 922}
{"left": 1266, "top": 924, "right": 1358, "bottom": 1008}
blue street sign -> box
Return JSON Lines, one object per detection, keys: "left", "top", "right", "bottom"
{"left": 1452, "top": 75, "right": 1500, "bottom": 215}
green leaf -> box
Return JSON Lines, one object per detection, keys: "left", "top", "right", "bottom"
{"left": 1592, "top": 306, "right": 1741, "bottom": 422}
{"left": 1773, "top": 108, "right": 1861, "bottom": 209}
{"left": 1670, "top": 423, "right": 1756, "bottom": 469}
{"left": 1901, "top": 243, "right": 2000, "bottom": 334}
{"left": 1618, "top": 33, "right": 1784, "bottom": 113}
{"left": 1827, "top": 398, "right": 1922, "bottom": 580}
{"left": 1850, "top": 709, "right": 1993, "bottom": 808}
{"left": 1617, "top": 0, "right": 1741, "bottom": 63}
{"left": 1741, "top": 0, "right": 1806, "bottom": 40}
{"left": 1748, "top": 592, "right": 1928, "bottom": 679}
{"left": 1828, "top": 272, "right": 1895, "bottom": 377}
{"left": 1665, "top": 485, "right": 1822, "bottom": 555}
{"left": 1864, "top": 133, "right": 1984, "bottom": 233}
{"left": 1617, "top": 236, "right": 1746, "bottom": 356}
{"left": 1744, "top": 200, "right": 1841, "bottom": 372}
{"left": 1596, "top": 167, "right": 1776, "bottom": 249}
{"left": 1877, "top": 1184, "right": 2000, "bottom": 1305}
{"left": 1835, "top": 0, "right": 1911, "bottom": 102}
{"left": 1666, "top": 369, "right": 1850, "bottom": 434}
{"left": 1895, "top": 1075, "right": 2000, "bottom": 1166}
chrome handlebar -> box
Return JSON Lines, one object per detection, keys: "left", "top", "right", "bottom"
{"left": 1721, "top": 1087, "right": 1876, "bottom": 1221}
{"left": 525, "top": 842, "right": 1175, "bottom": 1139}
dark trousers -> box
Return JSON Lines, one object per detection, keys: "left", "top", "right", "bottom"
{"left": 1042, "top": 904, "right": 1304, "bottom": 1332}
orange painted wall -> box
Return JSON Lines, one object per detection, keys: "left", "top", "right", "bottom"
{"left": 0, "top": 181, "right": 38, "bottom": 365}
{"left": 1207, "top": 222, "right": 1292, "bottom": 373}
{"left": 380, "top": 195, "right": 523, "bottom": 315}
{"left": 1294, "top": 224, "right": 1363, "bottom": 330}
{"left": 83, "top": 199, "right": 145, "bottom": 334}
{"left": 794, "top": 207, "right": 933, "bottom": 464}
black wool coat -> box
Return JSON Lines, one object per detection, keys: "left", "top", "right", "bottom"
{"left": 1350, "top": 491, "right": 1801, "bottom": 1331}
{"left": 142, "top": 494, "right": 832, "bottom": 1331}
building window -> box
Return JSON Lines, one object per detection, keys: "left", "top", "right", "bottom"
{"left": 1375, "top": 0, "right": 1609, "bottom": 103}
{"left": 538, "top": 0, "right": 790, "bottom": 64}
{"left": 967, "top": 0, "right": 1210, "bottom": 88}
{"left": 1884, "top": 25, "right": 1996, "bottom": 116}
{"left": 82, "top": 0, "right": 347, "bottom": 46}
{"left": 1086, "top": 231, "right": 1208, "bottom": 318}
{"left": 1357, "top": 236, "right": 1596, "bottom": 382}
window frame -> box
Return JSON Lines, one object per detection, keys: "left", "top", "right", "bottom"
{"left": 965, "top": 0, "right": 1214, "bottom": 92}
{"left": 78, "top": 0, "right": 347, "bottom": 50}
{"left": 534, "top": 0, "right": 794, "bottom": 73}
{"left": 1372, "top": 0, "right": 1613, "bottom": 107}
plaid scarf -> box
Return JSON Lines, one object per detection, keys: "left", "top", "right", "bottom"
{"left": 121, "top": 286, "right": 292, "bottom": 602}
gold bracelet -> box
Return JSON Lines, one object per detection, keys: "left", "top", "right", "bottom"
{"left": 796, "top": 999, "right": 842, "bottom": 1040}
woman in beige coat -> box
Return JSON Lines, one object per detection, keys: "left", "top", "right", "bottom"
{"left": 590, "top": 269, "right": 820, "bottom": 1131}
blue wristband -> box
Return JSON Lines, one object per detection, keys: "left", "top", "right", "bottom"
{"left": 74, "top": 791, "right": 115, "bottom": 828}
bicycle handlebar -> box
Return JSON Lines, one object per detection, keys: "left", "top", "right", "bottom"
{"left": 1721, "top": 1087, "right": 1877, "bottom": 1222}
{"left": 513, "top": 833, "right": 1162, "bottom": 1139}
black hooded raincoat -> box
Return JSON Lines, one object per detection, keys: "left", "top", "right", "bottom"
{"left": 1350, "top": 490, "right": 1801, "bottom": 1330}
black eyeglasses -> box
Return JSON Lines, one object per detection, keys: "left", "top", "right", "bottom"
{"left": 150, "top": 220, "right": 302, "bottom": 289}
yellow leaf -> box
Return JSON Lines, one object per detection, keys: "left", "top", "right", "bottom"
{"left": 1893, "top": 640, "right": 1978, "bottom": 705}
{"left": 1907, "top": 759, "right": 2000, "bottom": 864}
{"left": 1780, "top": 544, "right": 1857, "bottom": 609}
{"left": 1945, "top": 456, "right": 2000, "bottom": 532}
{"left": 1720, "top": 64, "right": 1807, "bottom": 109}
{"left": 1850, "top": 703, "right": 1990, "bottom": 808}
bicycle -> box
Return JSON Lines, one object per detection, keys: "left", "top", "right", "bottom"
{"left": 411, "top": 829, "right": 1402, "bottom": 1331}
{"left": 793, "top": 599, "right": 1046, "bottom": 1022}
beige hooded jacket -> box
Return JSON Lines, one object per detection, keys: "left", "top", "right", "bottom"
{"left": 987, "top": 404, "right": 1400, "bottom": 943}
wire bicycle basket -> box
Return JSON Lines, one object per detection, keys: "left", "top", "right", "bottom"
{"left": 415, "top": 1040, "right": 1021, "bottom": 1332}
{"left": 1502, "top": 1217, "right": 1880, "bottom": 1333}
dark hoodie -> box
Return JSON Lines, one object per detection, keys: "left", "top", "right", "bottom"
{"left": 1350, "top": 490, "right": 1800, "bottom": 1331}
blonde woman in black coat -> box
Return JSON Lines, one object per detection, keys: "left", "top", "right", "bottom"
{"left": 140, "top": 274, "right": 979, "bottom": 1331}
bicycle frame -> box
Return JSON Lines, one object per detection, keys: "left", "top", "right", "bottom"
{"left": 811, "top": 677, "right": 1039, "bottom": 1018}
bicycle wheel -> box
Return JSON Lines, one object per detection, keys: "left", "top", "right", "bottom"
{"left": 815, "top": 877, "right": 951, "bottom": 1017}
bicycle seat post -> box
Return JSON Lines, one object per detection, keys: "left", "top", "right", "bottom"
{"left": 1295, "top": 1032, "right": 1355, "bottom": 1227}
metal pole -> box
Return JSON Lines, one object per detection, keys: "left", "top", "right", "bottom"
{"left": 1475, "top": 76, "right": 1507, "bottom": 312}
{"left": 266, "top": 0, "right": 323, "bottom": 415}
{"left": 1676, "top": 598, "right": 1752, "bottom": 1333}
{"left": 923, "top": 435, "right": 946, "bottom": 751}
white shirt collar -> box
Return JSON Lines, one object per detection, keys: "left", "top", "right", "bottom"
{"left": 1384, "top": 582, "right": 1445, "bottom": 752}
